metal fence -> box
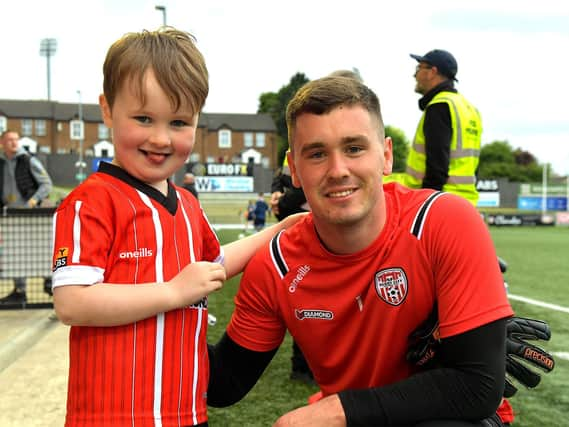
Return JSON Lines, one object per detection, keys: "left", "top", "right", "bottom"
{"left": 0, "top": 207, "right": 55, "bottom": 309}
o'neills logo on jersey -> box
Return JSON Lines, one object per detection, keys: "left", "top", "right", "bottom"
{"left": 119, "top": 248, "right": 154, "bottom": 259}
{"left": 374, "top": 267, "right": 408, "bottom": 306}
{"left": 288, "top": 265, "right": 311, "bottom": 293}
{"left": 295, "top": 309, "right": 333, "bottom": 320}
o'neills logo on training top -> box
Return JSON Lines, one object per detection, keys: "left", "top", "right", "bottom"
{"left": 288, "top": 265, "right": 311, "bottom": 293}
{"left": 295, "top": 309, "right": 333, "bottom": 320}
{"left": 119, "top": 248, "right": 153, "bottom": 259}
{"left": 374, "top": 267, "right": 408, "bottom": 306}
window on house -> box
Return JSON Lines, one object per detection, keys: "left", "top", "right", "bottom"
{"left": 21, "top": 119, "right": 33, "bottom": 136}
{"left": 0, "top": 116, "right": 7, "bottom": 133}
{"left": 218, "top": 129, "right": 231, "bottom": 148}
{"left": 70, "top": 120, "right": 84, "bottom": 140}
{"left": 255, "top": 132, "right": 266, "bottom": 147}
{"left": 244, "top": 132, "right": 253, "bottom": 147}
{"left": 98, "top": 123, "right": 110, "bottom": 140}
{"left": 206, "top": 155, "right": 216, "bottom": 163}
{"left": 261, "top": 156, "right": 270, "bottom": 168}
{"left": 35, "top": 120, "right": 47, "bottom": 136}
{"left": 189, "top": 153, "right": 201, "bottom": 162}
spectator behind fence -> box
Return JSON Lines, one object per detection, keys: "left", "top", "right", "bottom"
{"left": 0, "top": 129, "right": 53, "bottom": 306}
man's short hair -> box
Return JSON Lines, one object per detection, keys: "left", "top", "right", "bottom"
{"left": 286, "top": 76, "right": 384, "bottom": 149}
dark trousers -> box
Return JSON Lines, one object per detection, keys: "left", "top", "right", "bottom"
{"left": 292, "top": 340, "right": 312, "bottom": 374}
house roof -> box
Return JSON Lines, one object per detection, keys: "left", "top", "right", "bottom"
{"left": 198, "top": 113, "right": 276, "bottom": 132}
{"left": 0, "top": 99, "right": 276, "bottom": 131}
{"left": 0, "top": 99, "right": 102, "bottom": 122}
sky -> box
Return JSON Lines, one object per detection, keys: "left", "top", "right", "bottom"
{"left": 2, "top": 0, "right": 569, "bottom": 175}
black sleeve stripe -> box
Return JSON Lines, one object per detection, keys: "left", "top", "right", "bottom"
{"left": 269, "top": 230, "right": 289, "bottom": 278}
{"left": 410, "top": 191, "right": 445, "bottom": 239}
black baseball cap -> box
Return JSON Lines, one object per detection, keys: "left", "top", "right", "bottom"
{"left": 410, "top": 49, "right": 458, "bottom": 82}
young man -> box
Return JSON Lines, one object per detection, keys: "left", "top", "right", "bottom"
{"left": 51, "top": 27, "right": 302, "bottom": 427}
{"left": 208, "top": 75, "right": 512, "bottom": 426}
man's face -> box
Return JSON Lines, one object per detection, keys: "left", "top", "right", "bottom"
{"left": 288, "top": 105, "right": 392, "bottom": 228}
{"left": 414, "top": 62, "right": 434, "bottom": 95}
{"left": 1, "top": 131, "right": 20, "bottom": 159}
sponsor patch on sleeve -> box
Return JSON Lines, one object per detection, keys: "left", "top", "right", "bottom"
{"left": 53, "top": 247, "right": 69, "bottom": 271}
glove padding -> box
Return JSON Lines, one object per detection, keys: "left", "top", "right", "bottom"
{"left": 406, "top": 314, "right": 555, "bottom": 398}
{"left": 504, "top": 317, "right": 555, "bottom": 397}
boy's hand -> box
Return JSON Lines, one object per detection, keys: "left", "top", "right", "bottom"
{"left": 168, "top": 261, "right": 226, "bottom": 306}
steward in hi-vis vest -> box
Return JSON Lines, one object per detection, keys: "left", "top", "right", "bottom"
{"left": 388, "top": 49, "right": 482, "bottom": 206}
{"left": 406, "top": 90, "right": 482, "bottom": 204}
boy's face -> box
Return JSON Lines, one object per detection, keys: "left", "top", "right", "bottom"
{"left": 288, "top": 105, "right": 392, "bottom": 228}
{"left": 100, "top": 69, "right": 198, "bottom": 192}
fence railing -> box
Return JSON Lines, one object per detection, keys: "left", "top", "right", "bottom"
{"left": 0, "top": 207, "right": 55, "bottom": 309}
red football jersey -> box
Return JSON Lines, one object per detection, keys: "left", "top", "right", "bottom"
{"left": 52, "top": 162, "right": 221, "bottom": 427}
{"left": 228, "top": 183, "right": 513, "bottom": 397}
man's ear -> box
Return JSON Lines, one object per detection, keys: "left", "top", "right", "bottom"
{"left": 99, "top": 94, "right": 113, "bottom": 128}
{"left": 287, "top": 150, "right": 302, "bottom": 188}
{"left": 382, "top": 136, "right": 393, "bottom": 176}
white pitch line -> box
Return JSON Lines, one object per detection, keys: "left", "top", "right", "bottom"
{"left": 508, "top": 294, "right": 569, "bottom": 314}
{"left": 552, "top": 352, "right": 569, "bottom": 361}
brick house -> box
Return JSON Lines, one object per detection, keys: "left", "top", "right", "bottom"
{"left": 0, "top": 99, "right": 279, "bottom": 169}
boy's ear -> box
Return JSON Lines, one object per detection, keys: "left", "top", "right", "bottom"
{"left": 99, "top": 94, "right": 113, "bottom": 128}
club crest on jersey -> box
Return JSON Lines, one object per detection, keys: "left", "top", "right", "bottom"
{"left": 374, "top": 268, "right": 408, "bottom": 306}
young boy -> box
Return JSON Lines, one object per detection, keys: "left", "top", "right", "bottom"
{"left": 51, "top": 27, "right": 301, "bottom": 427}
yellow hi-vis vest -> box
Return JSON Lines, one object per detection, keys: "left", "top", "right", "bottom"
{"left": 281, "top": 150, "right": 291, "bottom": 176}
{"left": 400, "top": 91, "right": 482, "bottom": 206}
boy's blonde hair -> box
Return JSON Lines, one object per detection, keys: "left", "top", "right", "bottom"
{"left": 103, "top": 27, "right": 208, "bottom": 115}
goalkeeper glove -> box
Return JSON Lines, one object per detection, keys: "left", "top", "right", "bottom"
{"left": 503, "top": 316, "right": 555, "bottom": 397}
{"left": 406, "top": 313, "right": 555, "bottom": 398}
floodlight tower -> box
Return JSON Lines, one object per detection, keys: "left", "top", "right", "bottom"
{"left": 39, "top": 38, "right": 57, "bottom": 101}
{"left": 155, "top": 5, "right": 167, "bottom": 26}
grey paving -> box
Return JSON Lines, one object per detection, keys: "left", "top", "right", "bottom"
{"left": 0, "top": 309, "right": 68, "bottom": 426}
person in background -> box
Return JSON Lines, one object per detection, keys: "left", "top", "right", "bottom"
{"left": 253, "top": 192, "right": 270, "bottom": 231}
{"left": 208, "top": 75, "right": 512, "bottom": 426}
{"left": 182, "top": 172, "right": 199, "bottom": 198}
{"left": 270, "top": 154, "right": 309, "bottom": 221}
{"left": 51, "top": 27, "right": 303, "bottom": 427}
{"left": 388, "top": 49, "right": 482, "bottom": 206}
{"left": 0, "top": 129, "right": 53, "bottom": 306}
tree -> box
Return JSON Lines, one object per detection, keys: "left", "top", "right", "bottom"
{"left": 478, "top": 140, "right": 544, "bottom": 182}
{"left": 258, "top": 72, "right": 310, "bottom": 166}
{"left": 385, "top": 125, "right": 410, "bottom": 172}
